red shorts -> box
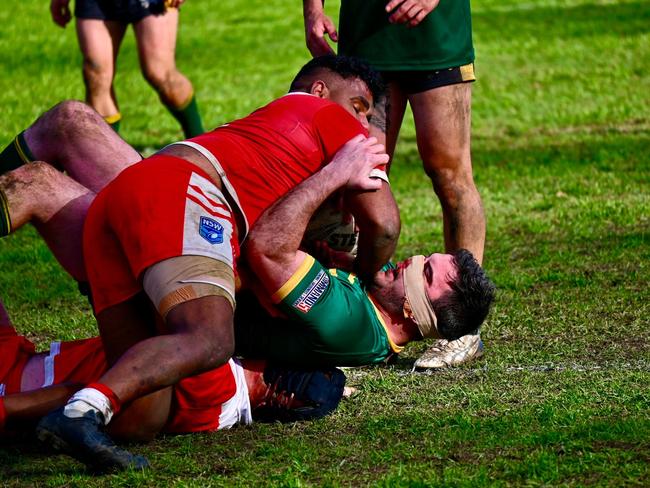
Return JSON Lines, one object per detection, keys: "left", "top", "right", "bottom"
{"left": 0, "top": 326, "right": 35, "bottom": 395}
{"left": 38, "top": 338, "right": 245, "bottom": 432}
{"left": 83, "top": 155, "right": 239, "bottom": 314}
{"left": 165, "top": 359, "right": 248, "bottom": 433}
{"left": 41, "top": 338, "right": 108, "bottom": 389}
{"left": 2, "top": 331, "right": 248, "bottom": 433}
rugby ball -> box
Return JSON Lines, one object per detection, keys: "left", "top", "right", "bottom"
{"left": 304, "top": 200, "right": 359, "bottom": 254}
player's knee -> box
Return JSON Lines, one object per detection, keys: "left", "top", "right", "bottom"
{"left": 187, "top": 330, "right": 234, "bottom": 373}
{"left": 429, "top": 165, "right": 478, "bottom": 208}
{"left": 47, "top": 100, "right": 104, "bottom": 139}
{"left": 141, "top": 63, "right": 170, "bottom": 92}
{"left": 17, "top": 160, "right": 60, "bottom": 184}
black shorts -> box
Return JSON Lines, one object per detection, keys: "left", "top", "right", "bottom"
{"left": 382, "top": 63, "right": 476, "bottom": 95}
{"left": 75, "top": 0, "right": 165, "bottom": 23}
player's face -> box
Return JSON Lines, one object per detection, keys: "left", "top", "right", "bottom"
{"left": 326, "top": 77, "right": 374, "bottom": 130}
{"left": 421, "top": 253, "right": 457, "bottom": 302}
{"left": 377, "top": 253, "right": 456, "bottom": 302}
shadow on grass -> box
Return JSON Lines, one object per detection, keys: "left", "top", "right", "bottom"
{"left": 0, "top": 436, "right": 84, "bottom": 478}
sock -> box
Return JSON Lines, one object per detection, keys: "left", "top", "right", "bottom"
{"left": 103, "top": 113, "right": 122, "bottom": 133}
{"left": 0, "top": 131, "right": 35, "bottom": 175}
{"left": 0, "top": 189, "right": 11, "bottom": 237}
{"left": 63, "top": 383, "right": 121, "bottom": 425}
{"left": 166, "top": 93, "right": 204, "bottom": 138}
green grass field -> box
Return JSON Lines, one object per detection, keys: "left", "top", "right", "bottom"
{"left": 1, "top": 0, "right": 649, "bottom": 485}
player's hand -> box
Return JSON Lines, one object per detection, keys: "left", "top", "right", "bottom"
{"left": 332, "top": 135, "right": 389, "bottom": 191}
{"left": 303, "top": 7, "right": 338, "bottom": 57}
{"left": 50, "top": 0, "right": 72, "bottom": 27}
{"left": 385, "top": 0, "right": 440, "bottom": 27}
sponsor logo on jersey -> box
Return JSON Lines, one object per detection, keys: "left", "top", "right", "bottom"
{"left": 199, "top": 216, "right": 224, "bottom": 244}
{"left": 293, "top": 270, "right": 329, "bottom": 313}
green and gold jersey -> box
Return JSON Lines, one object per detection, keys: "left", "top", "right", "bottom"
{"left": 235, "top": 256, "right": 401, "bottom": 367}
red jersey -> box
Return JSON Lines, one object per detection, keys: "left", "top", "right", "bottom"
{"left": 189, "top": 93, "right": 368, "bottom": 228}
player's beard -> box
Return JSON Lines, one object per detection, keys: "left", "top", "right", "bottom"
{"left": 367, "top": 281, "right": 406, "bottom": 318}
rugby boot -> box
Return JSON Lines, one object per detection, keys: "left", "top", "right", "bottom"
{"left": 253, "top": 365, "right": 346, "bottom": 423}
{"left": 36, "top": 407, "right": 150, "bottom": 473}
{"left": 414, "top": 331, "right": 484, "bottom": 369}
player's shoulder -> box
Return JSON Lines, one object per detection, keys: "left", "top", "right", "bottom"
{"left": 267, "top": 92, "right": 339, "bottom": 113}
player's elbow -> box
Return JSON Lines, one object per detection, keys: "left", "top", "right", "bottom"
{"left": 361, "top": 213, "right": 401, "bottom": 250}
{"left": 243, "top": 239, "right": 285, "bottom": 273}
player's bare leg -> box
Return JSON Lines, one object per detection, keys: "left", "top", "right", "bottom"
{"left": 410, "top": 82, "right": 486, "bottom": 369}
{"left": 76, "top": 18, "right": 127, "bottom": 130}
{"left": 23, "top": 100, "right": 141, "bottom": 193}
{"left": 97, "top": 295, "right": 235, "bottom": 401}
{"left": 409, "top": 83, "right": 485, "bottom": 263}
{"left": 0, "top": 162, "right": 93, "bottom": 281}
{"left": 36, "top": 295, "right": 235, "bottom": 471}
{"left": 370, "top": 82, "right": 408, "bottom": 166}
{"left": 134, "top": 9, "right": 204, "bottom": 137}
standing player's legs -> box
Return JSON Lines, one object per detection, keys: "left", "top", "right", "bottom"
{"left": 76, "top": 18, "right": 127, "bottom": 131}
{"left": 409, "top": 82, "right": 486, "bottom": 370}
{"left": 369, "top": 82, "right": 408, "bottom": 166}
{"left": 134, "top": 10, "right": 204, "bottom": 137}
{"left": 0, "top": 163, "right": 93, "bottom": 281}
{"left": 409, "top": 83, "right": 485, "bottom": 263}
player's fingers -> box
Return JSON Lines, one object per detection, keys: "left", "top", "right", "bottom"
{"left": 391, "top": 3, "right": 419, "bottom": 24}
{"left": 385, "top": 0, "right": 406, "bottom": 14}
{"left": 308, "top": 33, "right": 335, "bottom": 57}
{"left": 372, "top": 153, "right": 390, "bottom": 166}
{"left": 387, "top": 0, "right": 410, "bottom": 23}
{"left": 324, "top": 18, "right": 339, "bottom": 42}
{"left": 349, "top": 134, "right": 368, "bottom": 145}
{"left": 364, "top": 136, "right": 378, "bottom": 146}
{"left": 409, "top": 8, "right": 427, "bottom": 27}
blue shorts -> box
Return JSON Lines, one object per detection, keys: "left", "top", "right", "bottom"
{"left": 75, "top": 0, "right": 166, "bottom": 23}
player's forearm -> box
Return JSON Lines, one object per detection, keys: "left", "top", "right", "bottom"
{"left": 303, "top": 0, "right": 325, "bottom": 16}
{"left": 346, "top": 183, "right": 401, "bottom": 279}
{"left": 248, "top": 163, "right": 347, "bottom": 262}
{"left": 3, "top": 384, "right": 81, "bottom": 428}
{"left": 354, "top": 224, "right": 399, "bottom": 278}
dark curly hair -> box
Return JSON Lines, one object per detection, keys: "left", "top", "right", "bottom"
{"left": 433, "top": 249, "right": 496, "bottom": 341}
{"left": 289, "top": 55, "right": 385, "bottom": 103}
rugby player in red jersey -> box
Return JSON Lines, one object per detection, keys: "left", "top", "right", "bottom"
{"left": 0, "top": 55, "right": 400, "bottom": 471}
{"left": 0, "top": 299, "right": 346, "bottom": 446}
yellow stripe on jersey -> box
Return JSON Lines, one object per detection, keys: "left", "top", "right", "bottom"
{"left": 13, "top": 136, "right": 30, "bottom": 164}
{"left": 328, "top": 268, "right": 357, "bottom": 284}
{"left": 367, "top": 298, "right": 404, "bottom": 354}
{"left": 272, "top": 255, "right": 315, "bottom": 303}
{"left": 0, "top": 189, "right": 11, "bottom": 234}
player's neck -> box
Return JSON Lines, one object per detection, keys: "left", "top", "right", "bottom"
{"left": 369, "top": 296, "right": 417, "bottom": 347}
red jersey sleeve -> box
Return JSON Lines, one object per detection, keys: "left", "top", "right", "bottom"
{"left": 312, "top": 104, "right": 369, "bottom": 162}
